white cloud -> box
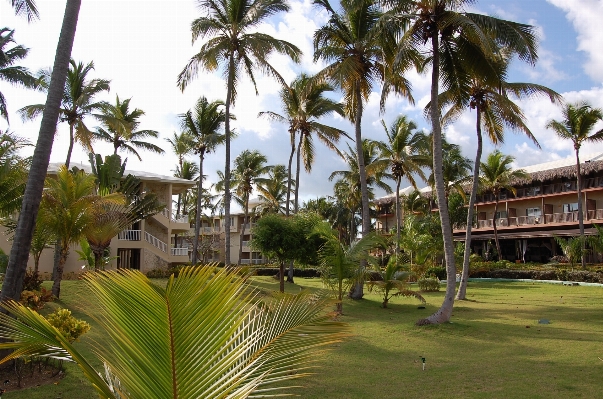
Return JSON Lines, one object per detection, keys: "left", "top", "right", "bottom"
{"left": 547, "top": 0, "right": 603, "bottom": 82}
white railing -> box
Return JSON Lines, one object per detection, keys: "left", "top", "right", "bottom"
{"left": 477, "top": 220, "right": 492, "bottom": 229}
{"left": 545, "top": 211, "right": 579, "bottom": 224}
{"left": 171, "top": 247, "right": 188, "bottom": 256}
{"left": 118, "top": 230, "right": 141, "bottom": 241}
{"left": 160, "top": 207, "right": 170, "bottom": 219}
{"left": 518, "top": 216, "right": 540, "bottom": 225}
{"left": 172, "top": 215, "right": 189, "bottom": 224}
{"left": 240, "top": 259, "right": 265, "bottom": 265}
{"left": 242, "top": 240, "right": 250, "bottom": 248}
{"left": 588, "top": 209, "right": 603, "bottom": 220}
{"left": 145, "top": 232, "right": 167, "bottom": 253}
{"left": 202, "top": 227, "right": 217, "bottom": 233}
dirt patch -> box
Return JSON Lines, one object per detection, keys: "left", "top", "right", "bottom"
{"left": 0, "top": 360, "right": 64, "bottom": 394}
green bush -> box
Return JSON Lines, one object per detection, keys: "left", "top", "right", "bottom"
{"left": 23, "top": 269, "right": 43, "bottom": 291}
{"left": 417, "top": 277, "right": 441, "bottom": 292}
{"left": 20, "top": 287, "right": 54, "bottom": 310}
{"left": 425, "top": 266, "right": 446, "bottom": 280}
{"left": 46, "top": 308, "right": 91, "bottom": 342}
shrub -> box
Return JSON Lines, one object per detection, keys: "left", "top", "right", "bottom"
{"left": 22, "top": 269, "right": 43, "bottom": 291}
{"left": 417, "top": 277, "right": 441, "bottom": 292}
{"left": 549, "top": 255, "right": 569, "bottom": 264}
{"left": 46, "top": 308, "right": 91, "bottom": 342}
{"left": 20, "top": 287, "right": 54, "bottom": 310}
{"left": 425, "top": 266, "right": 446, "bottom": 280}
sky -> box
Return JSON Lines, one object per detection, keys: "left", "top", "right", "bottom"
{"left": 2, "top": 0, "right": 603, "bottom": 209}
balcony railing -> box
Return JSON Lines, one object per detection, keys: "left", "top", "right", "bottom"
{"left": 118, "top": 230, "right": 141, "bottom": 241}
{"left": 240, "top": 259, "right": 266, "bottom": 265}
{"left": 544, "top": 211, "right": 579, "bottom": 224}
{"left": 171, "top": 246, "right": 188, "bottom": 256}
{"left": 242, "top": 240, "right": 250, "bottom": 247}
{"left": 172, "top": 214, "right": 189, "bottom": 224}
{"left": 145, "top": 231, "right": 167, "bottom": 253}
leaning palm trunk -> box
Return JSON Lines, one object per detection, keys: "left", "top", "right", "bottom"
{"left": 575, "top": 148, "right": 586, "bottom": 267}
{"left": 51, "top": 245, "right": 69, "bottom": 298}
{"left": 65, "top": 122, "right": 76, "bottom": 168}
{"left": 1, "top": 0, "right": 82, "bottom": 302}
{"left": 223, "top": 56, "right": 234, "bottom": 266}
{"left": 457, "top": 109, "right": 484, "bottom": 299}
{"left": 395, "top": 177, "right": 401, "bottom": 259}
{"left": 417, "top": 33, "right": 456, "bottom": 325}
{"left": 350, "top": 83, "right": 370, "bottom": 300}
{"left": 192, "top": 152, "right": 205, "bottom": 265}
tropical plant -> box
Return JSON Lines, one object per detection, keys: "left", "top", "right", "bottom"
{"left": 232, "top": 150, "right": 270, "bottom": 265}
{"left": 479, "top": 150, "right": 528, "bottom": 261}
{"left": 374, "top": 115, "right": 429, "bottom": 258}
{"left": 178, "top": 0, "right": 301, "bottom": 266}
{"left": 367, "top": 260, "right": 425, "bottom": 308}
{"left": 0, "top": 27, "right": 37, "bottom": 124}
{"left": 398, "top": 214, "right": 439, "bottom": 275}
{"left": 0, "top": 132, "right": 29, "bottom": 216}
{"left": 1, "top": 0, "right": 82, "bottom": 303}
{"left": 554, "top": 236, "right": 589, "bottom": 270}
{"left": 93, "top": 95, "right": 164, "bottom": 161}
{"left": 75, "top": 238, "right": 95, "bottom": 269}
{"left": 179, "top": 96, "right": 229, "bottom": 264}
{"left": 174, "top": 159, "right": 200, "bottom": 219}
{"left": 7, "top": 0, "right": 39, "bottom": 21}
{"left": 256, "top": 164, "right": 293, "bottom": 215}
{"left": 384, "top": 0, "right": 539, "bottom": 324}
{"left": 402, "top": 190, "right": 429, "bottom": 217}
{"left": 315, "top": 222, "right": 384, "bottom": 314}
{"left": 313, "top": 0, "right": 412, "bottom": 299}
{"left": 547, "top": 102, "right": 603, "bottom": 268}
{"left": 0, "top": 266, "right": 347, "bottom": 398}
{"left": 18, "top": 59, "right": 110, "bottom": 166}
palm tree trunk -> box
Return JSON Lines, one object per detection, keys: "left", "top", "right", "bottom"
{"left": 350, "top": 82, "right": 369, "bottom": 300}
{"left": 51, "top": 245, "right": 69, "bottom": 298}
{"left": 65, "top": 122, "right": 75, "bottom": 168}
{"left": 192, "top": 153, "right": 204, "bottom": 265}
{"left": 238, "top": 196, "right": 249, "bottom": 266}
{"left": 223, "top": 54, "right": 234, "bottom": 266}
{"left": 493, "top": 197, "right": 501, "bottom": 260}
{"left": 417, "top": 32, "right": 456, "bottom": 325}
{"left": 285, "top": 130, "right": 295, "bottom": 217}
{"left": 576, "top": 148, "right": 585, "bottom": 267}
{"left": 294, "top": 133, "right": 303, "bottom": 213}
{"left": 395, "top": 177, "right": 401, "bottom": 259}
{"left": 457, "top": 108, "right": 483, "bottom": 300}
{"left": 1, "top": 0, "right": 82, "bottom": 302}
{"left": 279, "top": 261, "right": 285, "bottom": 293}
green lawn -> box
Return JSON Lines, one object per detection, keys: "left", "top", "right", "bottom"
{"left": 5, "top": 278, "right": 603, "bottom": 398}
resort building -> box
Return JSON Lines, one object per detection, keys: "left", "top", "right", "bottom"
{"left": 375, "top": 153, "right": 603, "bottom": 263}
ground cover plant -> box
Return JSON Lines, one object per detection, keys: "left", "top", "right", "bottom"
{"left": 2, "top": 277, "right": 603, "bottom": 398}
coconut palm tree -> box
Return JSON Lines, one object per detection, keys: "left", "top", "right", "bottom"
{"left": 179, "top": 96, "right": 229, "bottom": 265}
{"left": 174, "top": 159, "right": 199, "bottom": 219}
{"left": 93, "top": 95, "right": 164, "bottom": 161}
{"left": 1, "top": 0, "right": 82, "bottom": 303}
{"left": 0, "top": 132, "right": 29, "bottom": 216}
{"left": 19, "top": 59, "right": 110, "bottom": 167}
{"left": 232, "top": 150, "right": 270, "bottom": 265}
{"left": 382, "top": 0, "right": 538, "bottom": 325}
{"left": 0, "top": 266, "right": 347, "bottom": 398}
{"left": 178, "top": 0, "right": 301, "bottom": 266}
{"left": 374, "top": 115, "right": 429, "bottom": 259}
{"left": 257, "top": 164, "right": 293, "bottom": 215}
{"left": 479, "top": 150, "right": 528, "bottom": 262}
{"left": 546, "top": 102, "right": 603, "bottom": 267}
{"left": 260, "top": 73, "right": 346, "bottom": 215}
{"left": 7, "top": 0, "right": 39, "bottom": 21}
{"left": 0, "top": 28, "right": 37, "bottom": 124}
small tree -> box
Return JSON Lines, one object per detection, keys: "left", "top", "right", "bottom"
{"left": 554, "top": 236, "right": 589, "bottom": 269}
{"left": 367, "top": 260, "right": 425, "bottom": 308}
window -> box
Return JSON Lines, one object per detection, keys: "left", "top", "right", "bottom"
{"left": 526, "top": 207, "right": 541, "bottom": 217}
{"left": 495, "top": 211, "right": 507, "bottom": 219}
{"left": 563, "top": 203, "right": 578, "bottom": 213}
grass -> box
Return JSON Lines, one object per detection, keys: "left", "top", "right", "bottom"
{"left": 4, "top": 278, "right": 603, "bottom": 398}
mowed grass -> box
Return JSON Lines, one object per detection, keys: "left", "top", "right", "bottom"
{"left": 5, "top": 278, "right": 603, "bottom": 399}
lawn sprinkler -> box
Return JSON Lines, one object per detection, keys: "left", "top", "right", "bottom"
{"left": 420, "top": 356, "right": 426, "bottom": 371}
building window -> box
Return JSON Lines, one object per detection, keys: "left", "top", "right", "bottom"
{"left": 495, "top": 211, "right": 507, "bottom": 219}
{"left": 526, "top": 207, "right": 541, "bottom": 217}
{"left": 563, "top": 203, "right": 578, "bottom": 213}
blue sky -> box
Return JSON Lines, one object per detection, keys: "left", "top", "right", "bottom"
{"left": 1, "top": 0, "right": 603, "bottom": 208}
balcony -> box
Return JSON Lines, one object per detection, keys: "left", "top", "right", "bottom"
{"left": 145, "top": 231, "right": 167, "bottom": 253}
{"left": 171, "top": 246, "right": 188, "bottom": 256}
{"left": 240, "top": 259, "right": 266, "bottom": 265}
{"left": 172, "top": 214, "right": 189, "bottom": 224}
{"left": 468, "top": 209, "right": 603, "bottom": 232}
{"left": 242, "top": 240, "right": 250, "bottom": 248}
{"left": 118, "top": 230, "right": 141, "bottom": 241}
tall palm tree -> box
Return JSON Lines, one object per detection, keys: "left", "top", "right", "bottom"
{"left": 19, "top": 59, "right": 110, "bottom": 167}
{"left": 93, "top": 95, "right": 164, "bottom": 161}
{"left": 374, "top": 115, "right": 429, "bottom": 258}
{"left": 257, "top": 164, "right": 293, "bottom": 215}
{"left": 479, "top": 150, "right": 527, "bottom": 262}
{"left": 439, "top": 50, "right": 561, "bottom": 300}
{"left": 7, "top": 0, "right": 39, "bottom": 21}
{"left": 260, "top": 73, "right": 346, "bottom": 215}
{"left": 546, "top": 102, "right": 603, "bottom": 268}
{"left": 178, "top": 0, "right": 301, "bottom": 266}
{"left": 38, "top": 166, "right": 97, "bottom": 297}
{"left": 173, "top": 159, "right": 199, "bottom": 219}
{"left": 2, "top": 0, "right": 82, "bottom": 303}
{"left": 0, "top": 28, "right": 37, "bottom": 124}
{"left": 0, "top": 132, "right": 29, "bottom": 216}
{"left": 385, "top": 0, "right": 538, "bottom": 324}
{"left": 180, "top": 96, "right": 229, "bottom": 265}
{"left": 166, "top": 131, "right": 194, "bottom": 222}
{"left": 426, "top": 142, "right": 472, "bottom": 202}
{"left": 314, "top": 0, "right": 412, "bottom": 299}
{"left": 232, "top": 150, "right": 270, "bottom": 265}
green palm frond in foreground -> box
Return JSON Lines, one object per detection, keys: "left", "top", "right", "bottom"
{"left": 0, "top": 266, "right": 347, "bottom": 398}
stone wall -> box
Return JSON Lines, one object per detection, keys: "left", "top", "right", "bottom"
{"left": 145, "top": 219, "right": 168, "bottom": 244}
{"left": 142, "top": 248, "right": 169, "bottom": 273}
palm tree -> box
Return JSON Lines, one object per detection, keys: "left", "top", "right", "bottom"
{"left": 384, "top": 0, "right": 538, "bottom": 325}
{"left": 179, "top": 96, "right": 229, "bottom": 265}
{"left": 0, "top": 132, "right": 29, "bottom": 216}
{"left": 402, "top": 190, "right": 429, "bottom": 217}
{"left": 479, "top": 150, "right": 528, "bottom": 261}
{"left": 439, "top": 50, "right": 561, "bottom": 300}
{"left": 374, "top": 116, "right": 429, "bottom": 259}
{"left": 173, "top": 159, "right": 199, "bottom": 218}
{"left": 257, "top": 164, "right": 293, "bottom": 215}
{"left": 427, "top": 142, "right": 472, "bottom": 202}
{"left": 2, "top": 0, "right": 82, "bottom": 303}
{"left": 0, "top": 28, "right": 37, "bottom": 124}
{"left": 546, "top": 102, "right": 603, "bottom": 268}
{"left": 7, "top": 0, "right": 39, "bottom": 21}
{"left": 0, "top": 266, "right": 346, "bottom": 398}
{"left": 37, "top": 166, "right": 97, "bottom": 297}
{"left": 19, "top": 59, "right": 110, "bottom": 167}
{"left": 367, "top": 261, "right": 425, "bottom": 308}
{"left": 178, "top": 0, "right": 301, "bottom": 266}
{"left": 93, "top": 95, "right": 164, "bottom": 161}
{"left": 232, "top": 150, "right": 270, "bottom": 265}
